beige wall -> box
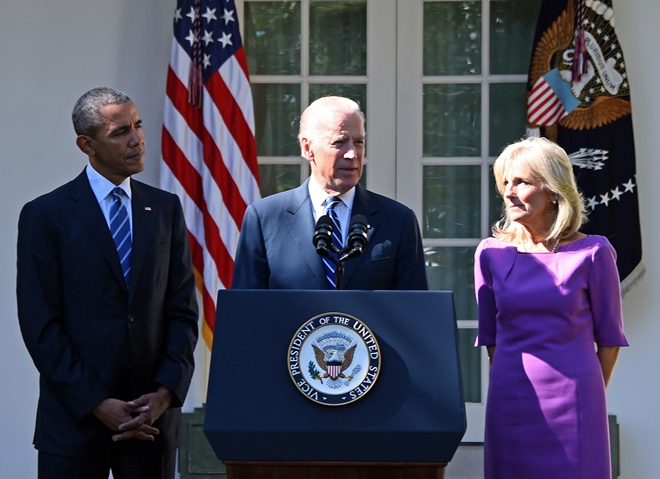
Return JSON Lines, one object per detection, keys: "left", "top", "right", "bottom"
{"left": 606, "top": 1, "right": 660, "bottom": 477}
{"left": 1, "top": 2, "right": 172, "bottom": 477}
{"left": 1, "top": 1, "right": 658, "bottom": 477}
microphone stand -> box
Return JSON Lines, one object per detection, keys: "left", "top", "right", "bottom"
{"left": 315, "top": 245, "right": 353, "bottom": 290}
{"left": 325, "top": 245, "right": 364, "bottom": 290}
{"left": 335, "top": 258, "right": 346, "bottom": 290}
{"left": 314, "top": 215, "right": 368, "bottom": 290}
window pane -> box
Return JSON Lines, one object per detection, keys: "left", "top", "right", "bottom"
{"left": 251, "top": 83, "right": 301, "bottom": 157}
{"left": 458, "top": 328, "right": 481, "bottom": 403}
{"left": 489, "top": 83, "right": 527, "bottom": 156}
{"left": 244, "top": 2, "right": 301, "bottom": 75}
{"left": 423, "top": 166, "right": 481, "bottom": 239}
{"left": 425, "top": 246, "right": 477, "bottom": 320}
{"left": 309, "top": 2, "right": 367, "bottom": 76}
{"left": 490, "top": 0, "right": 542, "bottom": 75}
{"left": 423, "top": 84, "right": 481, "bottom": 157}
{"left": 309, "top": 84, "right": 367, "bottom": 115}
{"left": 424, "top": 1, "right": 482, "bottom": 76}
{"left": 259, "top": 165, "right": 302, "bottom": 198}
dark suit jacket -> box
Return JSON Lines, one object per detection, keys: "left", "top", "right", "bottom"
{"left": 232, "top": 180, "right": 428, "bottom": 290}
{"left": 16, "top": 170, "right": 199, "bottom": 457}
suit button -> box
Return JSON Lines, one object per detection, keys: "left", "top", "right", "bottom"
{"left": 128, "top": 315, "right": 134, "bottom": 322}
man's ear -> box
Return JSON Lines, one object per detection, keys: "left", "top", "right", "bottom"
{"left": 76, "top": 135, "right": 94, "bottom": 156}
{"left": 301, "top": 137, "right": 313, "bottom": 162}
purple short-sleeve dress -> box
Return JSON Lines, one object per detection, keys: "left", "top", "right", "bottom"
{"left": 474, "top": 235, "right": 628, "bottom": 479}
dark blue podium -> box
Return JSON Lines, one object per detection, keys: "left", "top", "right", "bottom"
{"left": 204, "top": 290, "right": 466, "bottom": 478}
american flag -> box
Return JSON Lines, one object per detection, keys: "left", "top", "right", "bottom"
{"left": 160, "top": 0, "right": 260, "bottom": 348}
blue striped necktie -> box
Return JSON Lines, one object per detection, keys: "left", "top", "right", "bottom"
{"left": 323, "top": 197, "right": 343, "bottom": 289}
{"left": 109, "top": 187, "right": 132, "bottom": 287}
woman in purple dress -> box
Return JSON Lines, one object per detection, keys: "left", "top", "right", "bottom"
{"left": 474, "top": 137, "right": 628, "bottom": 479}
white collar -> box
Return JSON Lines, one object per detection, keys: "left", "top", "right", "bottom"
{"left": 307, "top": 177, "right": 356, "bottom": 212}
{"left": 86, "top": 164, "right": 132, "bottom": 204}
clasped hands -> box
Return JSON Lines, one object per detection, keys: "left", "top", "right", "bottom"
{"left": 92, "top": 385, "right": 172, "bottom": 442}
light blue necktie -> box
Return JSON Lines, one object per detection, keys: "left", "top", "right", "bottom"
{"left": 323, "top": 197, "right": 343, "bottom": 289}
{"left": 109, "top": 187, "right": 132, "bottom": 287}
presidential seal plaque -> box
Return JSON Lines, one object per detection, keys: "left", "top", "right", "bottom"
{"left": 288, "top": 312, "right": 381, "bottom": 406}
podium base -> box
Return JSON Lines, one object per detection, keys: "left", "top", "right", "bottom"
{"left": 223, "top": 461, "right": 447, "bottom": 479}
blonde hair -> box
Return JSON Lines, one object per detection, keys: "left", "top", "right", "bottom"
{"left": 492, "top": 137, "right": 587, "bottom": 243}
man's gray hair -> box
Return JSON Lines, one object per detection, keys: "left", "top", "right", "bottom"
{"left": 72, "top": 87, "right": 131, "bottom": 137}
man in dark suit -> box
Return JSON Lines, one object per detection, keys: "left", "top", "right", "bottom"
{"left": 232, "top": 96, "right": 428, "bottom": 290}
{"left": 16, "top": 87, "right": 199, "bottom": 479}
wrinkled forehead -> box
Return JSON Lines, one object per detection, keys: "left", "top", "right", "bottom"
{"left": 317, "top": 109, "right": 365, "bottom": 136}
{"left": 98, "top": 101, "right": 140, "bottom": 126}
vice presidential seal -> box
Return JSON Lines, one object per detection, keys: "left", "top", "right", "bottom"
{"left": 288, "top": 312, "right": 381, "bottom": 406}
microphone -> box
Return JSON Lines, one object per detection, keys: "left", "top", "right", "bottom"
{"left": 341, "top": 214, "right": 369, "bottom": 261}
{"left": 313, "top": 215, "right": 334, "bottom": 256}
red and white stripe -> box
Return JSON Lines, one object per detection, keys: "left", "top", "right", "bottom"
{"left": 160, "top": 21, "right": 260, "bottom": 348}
{"left": 327, "top": 365, "right": 342, "bottom": 380}
{"left": 527, "top": 77, "right": 568, "bottom": 126}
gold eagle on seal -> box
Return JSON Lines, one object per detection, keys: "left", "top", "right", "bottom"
{"left": 528, "top": 0, "right": 631, "bottom": 141}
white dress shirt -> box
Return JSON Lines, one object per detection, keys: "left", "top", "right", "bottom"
{"left": 308, "top": 179, "right": 356, "bottom": 247}
{"left": 85, "top": 164, "right": 133, "bottom": 232}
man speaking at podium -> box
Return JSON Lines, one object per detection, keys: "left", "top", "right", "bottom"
{"left": 232, "top": 96, "right": 427, "bottom": 291}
